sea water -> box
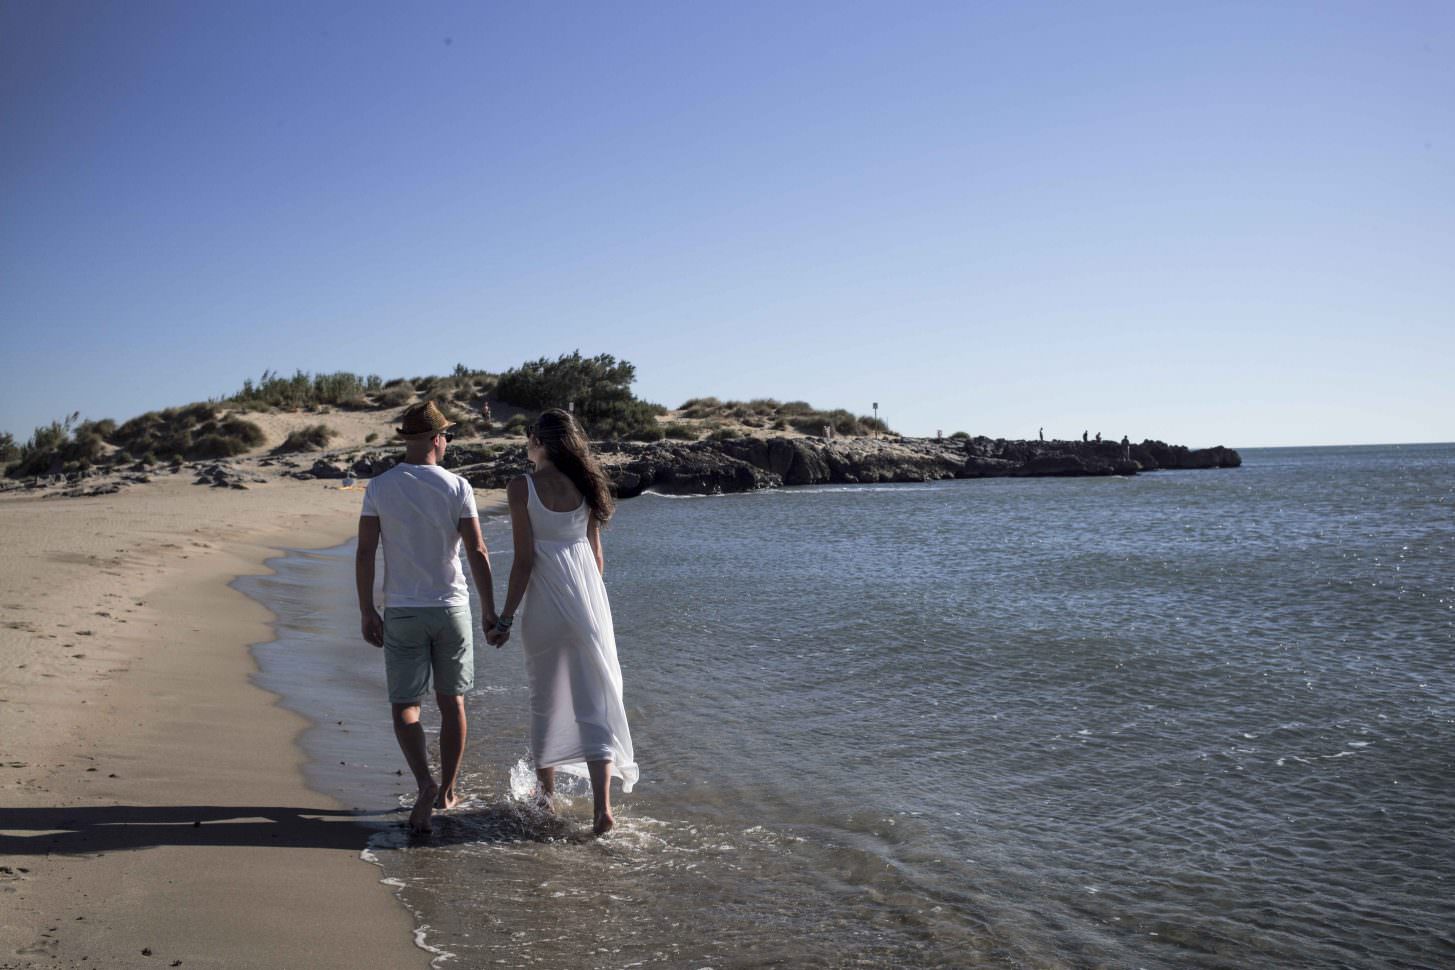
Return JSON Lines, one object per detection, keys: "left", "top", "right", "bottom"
{"left": 239, "top": 444, "right": 1455, "bottom": 968}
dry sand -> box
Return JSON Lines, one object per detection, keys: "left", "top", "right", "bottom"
{"left": 0, "top": 469, "right": 504, "bottom": 969}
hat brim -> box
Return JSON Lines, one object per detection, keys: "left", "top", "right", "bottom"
{"left": 395, "top": 419, "right": 457, "bottom": 437}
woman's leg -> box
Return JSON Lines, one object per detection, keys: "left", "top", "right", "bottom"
{"left": 535, "top": 766, "right": 556, "bottom": 812}
{"left": 588, "top": 760, "right": 613, "bottom": 835}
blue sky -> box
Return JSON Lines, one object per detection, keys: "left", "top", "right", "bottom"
{"left": 2, "top": 1, "right": 1451, "bottom": 447}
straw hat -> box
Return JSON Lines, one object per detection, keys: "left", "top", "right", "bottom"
{"left": 395, "top": 400, "right": 456, "bottom": 437}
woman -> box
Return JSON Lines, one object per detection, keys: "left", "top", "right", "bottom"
{"left": 489, "top": 408, "right": 637, "bottom": 835}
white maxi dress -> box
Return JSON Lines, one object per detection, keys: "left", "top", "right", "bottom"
{"left": 519, "top": 474, "right": 638, "bottom": 792}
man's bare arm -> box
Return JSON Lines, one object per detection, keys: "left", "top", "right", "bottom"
{"left": 356, "top": 515, "right": 384, "bottom": 647}
{"left": 457, "top": 514, "right": 497, "bottom": 626}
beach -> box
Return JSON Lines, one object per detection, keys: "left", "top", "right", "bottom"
{"left": 0, "top": 471, "right": 502, "bottom": 969}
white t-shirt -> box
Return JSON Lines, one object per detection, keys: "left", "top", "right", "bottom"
{"left": 361, "top": 463, "right": 479, "bottom": 607}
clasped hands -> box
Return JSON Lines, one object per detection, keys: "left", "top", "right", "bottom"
{"left": 484, "top": 613, "right": 511, "bottom": 648}
{"left": 361, "top": 608, "right": 508, "bottom": 650}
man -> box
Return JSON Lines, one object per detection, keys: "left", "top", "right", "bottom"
{"left": 356, "top": 400, "right": 498, "bottom": 834}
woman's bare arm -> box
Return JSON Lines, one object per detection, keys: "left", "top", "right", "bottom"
{"left": 587, "top": 515, "right": 604, "bottom": 576}
{"left": 495, "top": 478, "right": 535, "bottom": 638}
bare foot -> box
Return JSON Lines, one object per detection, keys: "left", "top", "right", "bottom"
{"left": 533, "top": 790, "right": 555, "bottom": 815}
{"left": 593, "top": 811, "right": 614, "bottom": 837}
{"left": 434, "top": 787, "right": 458, "bottom": 811}
{"left": 409, "top": 782, "right": 439, "bottom": 833}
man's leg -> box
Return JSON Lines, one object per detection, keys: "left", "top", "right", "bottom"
{"left": 435, "top": 692, "right": 466, "bottom": 810}
{"left": 430, "top": 605, "right": 474, "bottom": 812}
{"left": 384, "top": 609, "right": 439, "bottom": 833}
{"left": 391, "top": 702, "right": 438, "bottom": 833}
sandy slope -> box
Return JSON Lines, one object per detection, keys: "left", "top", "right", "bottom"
{"left": 0, "top": 473, "right": 504, "bottom": 969}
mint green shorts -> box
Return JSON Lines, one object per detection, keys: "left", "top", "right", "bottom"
{"left": 383, "top": 606, "right": 474, "bottom": 703}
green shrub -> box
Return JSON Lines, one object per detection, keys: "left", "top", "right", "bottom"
{"left": 272, "top": 424, "right": 337, "bottom": 454}
{"left": 377, "top": 383, "right": 415, "bottom": 407}
{"left": 497, "top": 351, "right": 662, "bottom": 439}
{"left": 663, "top": 423, "right": 699, "bottom": 440}
{"left": 228, "top": 370, "right": 380, "bottom": 410}
{"left": 707, "top": 427, "right": 740, "bottom": 442}
{"left": 416, "top": 374, "right": 476, "bottom": 403}
{"left": 109, "top": 406, "right": 264, "bottom": 463}
{"left": 789, "top": 409, "right": 858, "bottom": 436}
{"left": 781, "top": 408, "right": 887, "bottom": 437}
{"left": 590, "top": 399, "right": 668, "bottom": 440}
{"left": 949, "top": 430, "right": 970, "bottom": 440}
{"left": 190, "top": 434, "right": 251, "bottom": 459}
{"left": 365, "top": 432, "right": 379, "bottom": 444}
{"left": 0, "top": 432, "right": 18, "bottom": 468}
{"left": 628, "top": 425, "right": 666, "bottom": 442}
{"left": 504, "top": 414, "right": 530, "bottom": 436}
{"left": 6, "top": 413, "right": 114, "bottom": 477}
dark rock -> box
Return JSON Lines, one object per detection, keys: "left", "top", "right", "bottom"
{"left": 595, "top": 441, "right": 776, "bottom": 497}
{"left": 306, "top": 459, "right": 350, "bottom": 480}
{"left": 350, "top": 452, "right": 398, "bottom": 478}
{"left": 194, "top": 464, "right": 266, "bottom": 488}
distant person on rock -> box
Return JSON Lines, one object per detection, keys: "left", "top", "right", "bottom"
{"left": 1095, "top": 432, "right": 1101, "bottom": 444}
{"left": 1122, "top": 435, "right": 1131, "bottom": 461}
{"left": 1039, "top": 427, "right": 1044, "bottom": 442}
{"left": 1082, "top": 430, "right": 1088, "bottom": 443}
{"left": 356, "top": 400, "right": 498, "bottom": 834}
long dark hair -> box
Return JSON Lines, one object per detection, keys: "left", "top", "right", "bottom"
{"left": 532, "top": 408, "right": 614, "bottom": 523}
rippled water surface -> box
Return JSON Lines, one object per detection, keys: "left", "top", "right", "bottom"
{"left": 244, "top": 443, "right": 1455, "bottom": 968}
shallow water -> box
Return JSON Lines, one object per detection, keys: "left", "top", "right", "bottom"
{"left": 240, "top": 443, "right": 1455, "bottom": 968}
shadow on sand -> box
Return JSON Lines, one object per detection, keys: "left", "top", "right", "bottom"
{"left": 0, "top": 800, "right": 594, "bottom": 856}
{"left": 0, "top": 804, "right": 393, "bottom": 856}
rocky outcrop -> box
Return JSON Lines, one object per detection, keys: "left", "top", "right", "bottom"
{"left": 589, "top": 435, "right": 1239, "bottom": 496}
{"left": 294, "top": 434, "right": 1240, "bottom": 499}
{"left": 193, "top": 462, "right": 267, "bottom": 489}
{"left": 606, "top": 441, "right": 778, "bottom": 497}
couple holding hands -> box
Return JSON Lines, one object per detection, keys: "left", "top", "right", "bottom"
{"left": 357, "top": 402, "right": 636, "bottom": 836}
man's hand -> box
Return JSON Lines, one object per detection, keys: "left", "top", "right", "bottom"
{"left": 361, "top": 608, "right": 384, "bottom": 648}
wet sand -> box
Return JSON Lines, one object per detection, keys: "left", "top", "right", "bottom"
{"left": 0, "top": 473, "right": 502, "bottom": 968}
